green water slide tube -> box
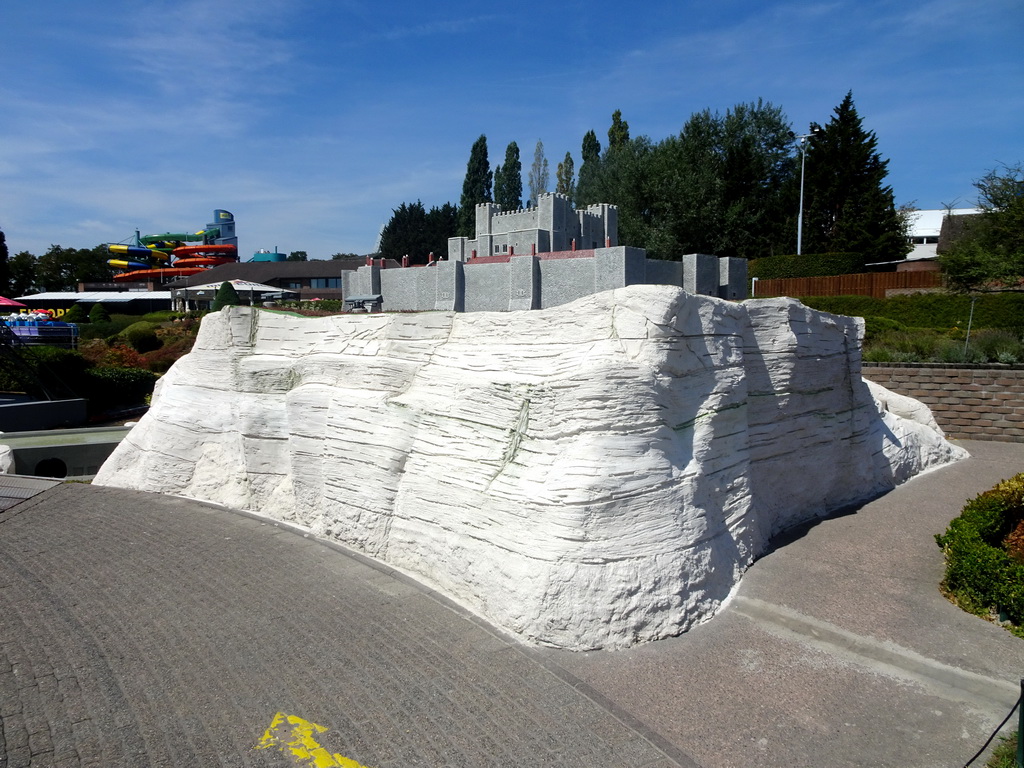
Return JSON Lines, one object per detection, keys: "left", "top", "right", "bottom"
{"left": 139, "top": 229, "right": 218, "bottom": 245}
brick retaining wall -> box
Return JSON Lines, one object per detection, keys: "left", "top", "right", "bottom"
{"left": 862, "top": 363, "right": 1024, "bottom": 442}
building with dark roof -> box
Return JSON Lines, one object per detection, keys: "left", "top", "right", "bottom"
{"left": 165, "top": 259, "right": 369, "bottom": 302}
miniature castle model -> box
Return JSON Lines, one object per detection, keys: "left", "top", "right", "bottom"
{"left": 448, "top": 194, "right": 617, "bottom": 260}
{"left": 342, "top": 193, "right": 748, "bottom": 313}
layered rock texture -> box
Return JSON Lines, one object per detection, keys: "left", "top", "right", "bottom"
{"left": 95, "top": 287, "right": 966, "bottom": 650}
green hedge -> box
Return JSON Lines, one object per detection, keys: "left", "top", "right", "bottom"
{"left": 80, "top": 366, "right": 158, "bottom": 413}
{"left": 802, "top": 292, "right": 1024, "bottom": 331}
{"left": 748, "top": 252, "right": 863, "bottom": 280}
{"left": 935, "top": 474, "right": 1024, "bottom": 627}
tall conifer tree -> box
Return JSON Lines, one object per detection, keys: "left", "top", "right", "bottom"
{"left": 556, "top": 151, "right": 575, "bottom": 203}
{"left": 575, "top": 130, "right": 602, "bottom": 207}
{"left": 494, "top": 141, "right": 523, "bottom": 211}
{"left": 0, "top": 229, "right": 9, "bottom": 297}
{"left": 458, "top": 135, "right": 492, "bottom": 237}
{"left": 801, "top": 91, "right": 907, "bottom": 264}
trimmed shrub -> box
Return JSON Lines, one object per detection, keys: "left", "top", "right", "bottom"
{"left": 63, "top": 304, "right": 88, "bottom": 324}
{"left": 118, "top": 321, "right": 163, "bottom": 353}
{"left": 88, "top": 303, "right": 110, "bottom": 323}
{"left": 748, "top": 252, "right": 863, "bottom": 280}
{"left": 936, "top": 474, "right": 1024, "bottom": 627}
{"left": 212, "top": 282, "right": 240, "bottom": 311}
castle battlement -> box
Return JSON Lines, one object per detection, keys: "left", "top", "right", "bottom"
{"left": 454, "top": 193, "right": 615, "bottom": 260}
{"left": 344, "top": 195, "right": 746, "bottom": 313}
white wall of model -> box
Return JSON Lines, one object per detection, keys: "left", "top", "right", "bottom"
{"left": 94, "top": 286, "right": 966, "bottom": 650}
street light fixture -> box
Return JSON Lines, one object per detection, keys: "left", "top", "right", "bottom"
{"left": 794, "top": 124, "right": 821, "bottom": 256}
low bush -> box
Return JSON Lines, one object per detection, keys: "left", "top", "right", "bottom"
{"left": 140, "top": 310, "right": 184, "bottom": 323}
{"left": 862, "top": 316, "right": 907, "bottom": 342}
{"left": 936, "top": 474, "right": 1024, "bottom": 633}
{"left": 142, "top": 336, "right": 195, "bottom": 373}
{"left": 862, "top": 327, "right": 1023, "bottom": 364}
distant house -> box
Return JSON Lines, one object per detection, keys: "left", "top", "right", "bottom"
{"left": 165, "top": 259, "right": 369, "bottom": 302}
{"left": 902, "top": 208, "right": 981, "bottom": 268}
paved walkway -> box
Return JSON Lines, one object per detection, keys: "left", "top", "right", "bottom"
{"left": 0, "top": 439, "right": 1022, "bottom": 767}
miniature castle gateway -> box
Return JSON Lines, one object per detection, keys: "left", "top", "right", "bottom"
{"left": 342, "top": 193, "right": 747, "bottom": 312}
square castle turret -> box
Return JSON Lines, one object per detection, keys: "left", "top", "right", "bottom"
{"left": 448, "top": 194, "right": 616, "bottom": 260}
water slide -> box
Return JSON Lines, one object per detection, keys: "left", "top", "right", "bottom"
{"left": 106, "top": 210, "right": 238, "bottom": 283}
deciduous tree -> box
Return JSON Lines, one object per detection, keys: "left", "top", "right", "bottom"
{"left": 528, "top": 140, "right": 549, "bottom": 205}
{"left": 585, "top": 101, "right": 794, "bottom": 260}
{"left": 36, "top": 245, "right": 111, "bottom": 291}
{"left": 940, "top": 163, "right": 1024, "bottom": 292}
{"left": 607, "top": 109, "right": 630, "bottom": 151}
{"left": 8, "top": 251, "right": 37, "bottom": 297}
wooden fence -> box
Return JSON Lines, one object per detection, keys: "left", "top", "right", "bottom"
{"left": 752, "top": 270, "right": 944, "bottom": 299}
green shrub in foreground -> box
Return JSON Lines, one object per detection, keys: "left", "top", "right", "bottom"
{"left": 936, "top": 474, "right": 1024, "bottom": 627}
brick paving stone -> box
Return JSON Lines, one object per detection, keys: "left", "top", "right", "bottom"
{"left": 0, "top": 483, "right": 695, "bottom": 768}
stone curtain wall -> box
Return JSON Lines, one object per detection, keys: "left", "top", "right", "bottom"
{"left": 345, "top": 249, "right": 747, "bottom": 313}
{"left": 863, "top": 363, "right": 1024, "bottom": 442}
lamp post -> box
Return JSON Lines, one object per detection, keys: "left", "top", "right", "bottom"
{"left": 794, "top": 125, "right": 820, "bottom": 256}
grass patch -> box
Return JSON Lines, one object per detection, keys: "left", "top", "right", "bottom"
{"left": 986, "top": 731, "right": 1019, "bottom": 767}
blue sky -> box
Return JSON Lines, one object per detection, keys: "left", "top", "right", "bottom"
{"left": 1, "top": 0, "right": 1021, "bottom": 260}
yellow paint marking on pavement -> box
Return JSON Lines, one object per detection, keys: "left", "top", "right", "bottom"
{"left": 255, "top": 711, "right": 372, "bottom": 768}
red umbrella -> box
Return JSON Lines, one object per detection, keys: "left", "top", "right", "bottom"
{"left": 0, "top": 297, "right": 26, "bottom": 308}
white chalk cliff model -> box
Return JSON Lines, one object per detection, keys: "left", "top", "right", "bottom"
{"left": 95, "top": 286, "right": 966, "bottom": 650}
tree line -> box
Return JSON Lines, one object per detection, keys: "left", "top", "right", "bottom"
{"left": 0, "top": 242, "right": 363, "bottom": 298}
{"left": 379, "top": 92, "right": 913, "bottom": 271}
